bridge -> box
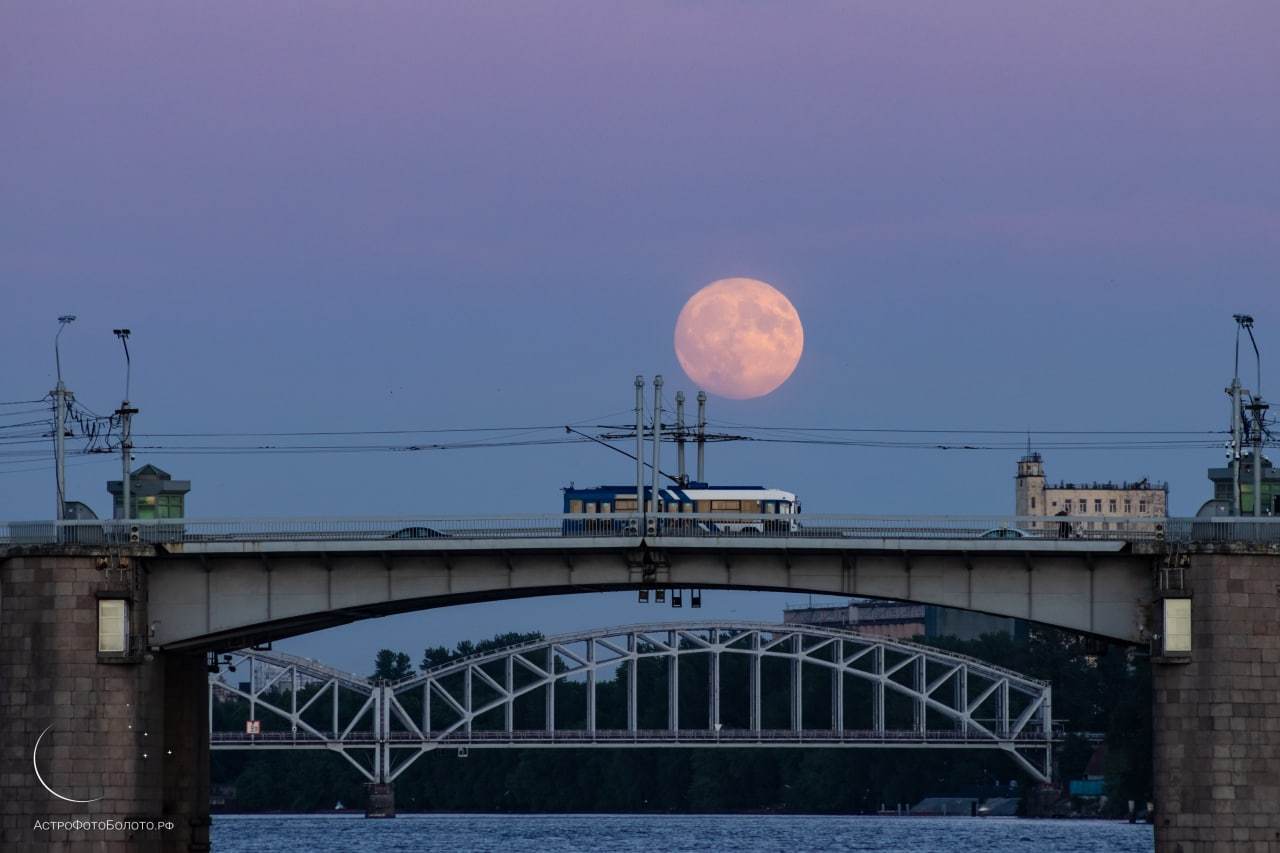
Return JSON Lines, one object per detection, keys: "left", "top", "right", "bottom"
{"left": 4, "top": 512, "right": 1280, "bottom": 850}
{"left": 6, "top": 512, "right": 1199, "bottom": 648}
{"left": 210, "top": 622, "right": 1056, "bottom": 795}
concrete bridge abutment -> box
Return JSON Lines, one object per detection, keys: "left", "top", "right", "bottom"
{"left": 1, "top": 550, "right": 210, "bottom": 852}
{"left": 1153, "top": 547, "right": 1280, "bottom": 852}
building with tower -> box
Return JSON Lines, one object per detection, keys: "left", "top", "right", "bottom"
{"left": 1015, "top": 452, "right": 1167, "bottom": 531}
{"left": 107, "top": 464, "right": 190, "bottom": 520}
{"left": 1195, "top": 451, "right": 1279, "bottom": 517}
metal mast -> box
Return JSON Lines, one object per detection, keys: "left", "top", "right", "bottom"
{"left": 634, "top": 376, "right": 645, "bottom": 526}
{"left": 1230, "top": 316, "right": 1249, "bottom": 515}
{"left": 650, "top": 376, "right": 663, "bottom": 514}
{"left": 1239, "top": 316, "right": 1267, "bottom": 517}
{"left": 52, "top": 315, "right": 76, "bottom": 521}
{"left": 696, "top": 390, "right": 706, "bottom": 483}
{"left": 114, "top": 329, "right": 138, "bottom": 520}
{"left": 675, "top": 391, "right": 686, "bottom": 486}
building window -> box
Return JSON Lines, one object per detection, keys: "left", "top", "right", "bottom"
{"left": 1064, "top": 500, "right": 1073, "bottom": 513}
{"left": 1124, "top": 499, "right": 1132, "bottom": 514}
{"left": 1030, "top": 497, "right": 1036, "bottom": 509}
{"left": 98, "top": 599, "right": 128, "bottom": 654}
{"left": 1094, "top": 499, "right": 1102, "bottom": 513}
{"left": 1139, "top": 500, "right": 1147, "bottom": 513}
{"left": 1109, "top": 499, "right": 1117, "bottom": 513}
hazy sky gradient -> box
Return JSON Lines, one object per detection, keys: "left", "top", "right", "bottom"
{"left": 2, "top": 3, "right": 1276, "bottom": 671}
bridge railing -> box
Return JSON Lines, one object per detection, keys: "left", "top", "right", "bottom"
{"left": 5, "top": 513, "right": 1280, "bottom": 547}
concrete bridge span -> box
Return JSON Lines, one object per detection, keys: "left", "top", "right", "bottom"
{"left": 135, "top": 514, "right": 1155, "bottom": 650}
{"left": 152, "top": 538, "right": 1149, "bottom": 650}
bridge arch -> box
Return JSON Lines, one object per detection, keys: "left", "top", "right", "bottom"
{"left": 210, "top": 621, "right": 1055, "bottom": 785}
{"left": 151, "top": 521, "right": 1154, "bottom": 649}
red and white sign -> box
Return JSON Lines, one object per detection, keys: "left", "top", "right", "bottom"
{"left": 245, "top": 720, "right": 261, "bottom": 735}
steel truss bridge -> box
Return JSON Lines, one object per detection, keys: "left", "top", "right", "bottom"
{"left": 210, "top": 621, "right": 1055, "bottom": 785}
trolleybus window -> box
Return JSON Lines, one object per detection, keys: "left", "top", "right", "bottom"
{"left": 569, "top": 500, "right": 583, "bottom": 513}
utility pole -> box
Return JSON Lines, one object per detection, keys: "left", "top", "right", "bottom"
{"left": 1230, "top": 316, "right": 1250, "bottom": 515}
{"left": 635, "top": 376, "right": 645, "bottom": 526}
{"left": 696, "top": 390, "right": 706, "bottom": 484}
{"left": 52, "top": 315, "right": 76, "bottom": 521}
{"left": 114, "top": 329, "right": 138, "bottom": 521}
{"left": 1250, "top": 396, "right": 1268, "bottom": 516}
{"left": 675, "top": 391, "right": 686, "bottom": 486}
{"left": 651, "top": 376, "right": 663, "bottom": 515}
{"left": 1238, "top": 315, "right": 1267, "bottom": 517}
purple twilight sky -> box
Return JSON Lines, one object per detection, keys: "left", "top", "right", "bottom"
{"left": 2, "top": 2, "right": 1277, "bottom": 672}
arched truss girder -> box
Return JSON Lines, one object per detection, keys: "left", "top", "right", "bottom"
{"left": 210, "top": 621, "right": 1054, "bottom": 784}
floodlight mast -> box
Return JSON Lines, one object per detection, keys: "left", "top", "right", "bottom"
{"left": 696, "top": 390, "right": 707, "bottom": 483}
{"left": 651, "top": 376, "right": 663, "bottom": 515}
{"left": 635, "top": 376, "right": 645, "bottom": 529}
{"left": 675, "top": 391, "right": 687, "bottom": 486}
{"left": 52, "top": 315, "right": 76, "bottom": 521}
{"left": 113, "top": 329, "right": 138, "bottom": 521}
{"left": 1238, "top": 316, "right": 1268, "bottom": 517}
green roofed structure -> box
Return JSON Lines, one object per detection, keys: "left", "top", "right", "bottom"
{"left": 107, "top": 464, "right": 191, "bottom": 520}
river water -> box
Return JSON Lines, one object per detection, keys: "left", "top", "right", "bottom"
{"left": 212, "top": 813, "right": 1153, "bottom": 852}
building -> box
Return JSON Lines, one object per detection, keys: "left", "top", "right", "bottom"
{"left": 106, "top": 464, "right": 191, "bottom": 520}
{"left": 1195, "top": 451, "right": 1279, "bottom": 517}
{"left": 784, "top": 600, "right": 1023, "bottom": 642}
{"left": 1015, "top": 452, "right": 1167, "bottom": 532}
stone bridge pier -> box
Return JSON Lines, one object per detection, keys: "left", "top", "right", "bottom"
{"left": 1152, "top": 546, "right": 1280, "bottom": 852}
{"left": 0, "top": 550, "right": 209, "bottom": 852}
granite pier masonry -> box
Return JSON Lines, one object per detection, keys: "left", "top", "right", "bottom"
{"left": 0, "top": 549, "right": 208, "bottom": 852}
{"left": 2, "top": 521, "right": 1279, "bottom": 851}
{"left": 1151, "top": 545, "right": 1280, "bottom": 853}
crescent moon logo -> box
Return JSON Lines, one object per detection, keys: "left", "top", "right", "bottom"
{"left": 33, "top": 725, "right": 103, "bottom": 804}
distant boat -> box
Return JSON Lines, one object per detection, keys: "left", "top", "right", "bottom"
{"left": 334, "top": 801, "right": 344, "bottom": 810}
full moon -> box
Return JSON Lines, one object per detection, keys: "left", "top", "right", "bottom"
{"left": 674, "top": 277, "right": 804, "bottom": 399}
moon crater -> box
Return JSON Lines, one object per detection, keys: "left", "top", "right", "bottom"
{"left": 674, "top": 278, "right": 804, "bottom": 399}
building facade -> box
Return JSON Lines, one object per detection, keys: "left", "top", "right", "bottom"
{"left": 784, "top": 601, "right": 1022, "bottom": 642}
{"left": 1015, "top": 453, "right": 1167, "bottom": 532}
